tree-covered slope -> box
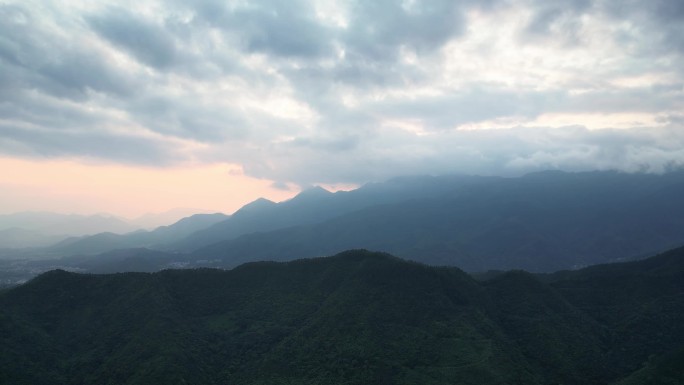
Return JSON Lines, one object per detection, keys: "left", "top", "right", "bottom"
{"left": 1, "top": 248, "right": 683, "bottom": 384}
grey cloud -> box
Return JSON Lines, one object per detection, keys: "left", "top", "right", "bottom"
{"left": 35, "top": 50, "right": 135, "bottom": 99}
{"left": 319, "top": 55, "right": 430, "bottom": 88}
{"left": 183, "top": 0, "right": 333, "bottom": 59}
{"left": 562, "top": 87, "right": 684, "bottom": 115}
{"left": 124, "top": 94, "right": 249, "bottom": 142}
{"left": 182, "top": 0, "right": 472, "bottom": 78}
{"left": 599, "top": 0, "right": 684, "bottom": 55}
{"left": 517, "top": 0, "right": 684, "bottom": 56}
{"left": 364, "top": 84, "right": 682, "bottom": 132}
{"left": 651, "top": 0, "right": 684, "bottom": 21}
{"left": 661, "top": 114, "right": 684, "bottom": 125}
{"left": 504, "top": 126, "right": 684, "bottom": 174}
{"left": 0, "top": 5, "right": 34, "bottom": 67}
{"left": 2, "top": 0, "right": 684, "bottom": 188}
{"left": 88, "top": 8, "right": 177, "bottom": 69}
{"left": 524, "top": 0, "right": 592, "bottom": 32}
{"left": 233, "top": 124, "right": 684, "bottom": 186}
{"left": 0, "top": 4, "right": 135, "bottom": 100}
{"left": 371, "top": 89, "right": 559, "bottom": 129}
{"left": 344, "top": 0, "right": 467, "bottom": 61}
{"left": 235, "top": 3, "right": 333, "bottom": 58}
{"left": 0, "top": 91, "right": 110, "bottom": 132}
{"left": 270, "top": 181, "right": 291, "bottom": 191}
{"left": 289, "top": 134, "right": 362, "bottom": 153}
{"left": 602, "top": 0, "right": 684, "bottom": 22}
{"left": 187, "top": 0, "right": 484, "bottom": 61}
{"left": 0, "top": 122, "right": 180, "bottom": 166}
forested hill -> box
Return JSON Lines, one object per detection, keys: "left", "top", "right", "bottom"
{"left": 1, "top": 248, "right": 683, "bottom": 384}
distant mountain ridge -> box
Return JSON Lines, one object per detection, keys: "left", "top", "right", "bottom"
{"left": 50, "top": 213, "right": 228, "bottom": 256}
{"left": 21, "top": 170, "right": 684, "bottom": 274}
{"left": 0, "top": 211, "right": 136, "bottom": 235}
{"left": 1, "top": 247, "right": 682, "bottom": 384}
{"left": 0, "top": 227, "right": 66, "bottom": 249}
{"left": 128, "top": 208, "right": 217, "bottom": 229}
{"left": 48, "top": 174, "right": 493, "bottom": 256}
{"left": 172, "top": 174, "right": 498, "bottom": 251}
{"left": 0, "top": 212, "right": 139, "bottom": 249}
{"left": 189, "top": 170, "right": 684, "bottom": 272}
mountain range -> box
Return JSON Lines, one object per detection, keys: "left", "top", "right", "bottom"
{"left": 191, "top": 170, "right": 684, "bottom": 272}
{"left": 42, "top": 170, "right": 684, "bottom": 273}
{"left": 4, "top": 170, "right": 684, "bottom": 282}
{"left": 0, "top": 209, "right": 224, "bottom": 250}
{"left": 50, "top": 213, "right": 229, "bottom": 256}
{"left": 0, "top": 212, "right": 138, "bottom": 249}
{"left": 1, "top": 247, "right": 682, "bottom": 384}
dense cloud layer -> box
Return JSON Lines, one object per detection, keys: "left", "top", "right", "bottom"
{"left": 1, "top": 0, "right": 683, "bottom": 185}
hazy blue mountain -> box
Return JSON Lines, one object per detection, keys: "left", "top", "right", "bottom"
{"left": 1, "top": 247, "right": 682, "bottom": 384}
{"left": 191, "top": 171, "right": 684, "bottom": 272}
{"left": 0, "top": 228, "right": 66, "bottom": 249}
{"left": 0, "top": 212, "right": 142, "bottom": 249}
{"left": 49, "top": 213, "right": 228, "bottom": 256}
{"left": 173, "top": 175, "right": 499, "bottom": 251}
{"left": 12, "top": 170, "right": 684, "bottom": 274}
{"left": 0, "top": 212, "right": 137, "bottom": 237}
{"left": 128, "top": 208, "right": 216, "bottom": 229}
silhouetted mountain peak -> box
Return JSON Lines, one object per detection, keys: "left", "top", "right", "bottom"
{"left": 293, "top": 185, "right": 332, "bottom": 199}
{"left": 235, "top": 197, "right": 276, "bottom": 213}
{"left": 167, "top": 213, "right": 228, "bottom": 227}
{"left": 229, "top": 199, "right": 277, "bottom": 221}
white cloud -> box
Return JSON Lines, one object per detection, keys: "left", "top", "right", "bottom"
{"left": 1, "top": 0, "right": 683, "bottom": 186}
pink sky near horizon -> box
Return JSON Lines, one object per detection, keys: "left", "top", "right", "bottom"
{"left": 0, "top": 157, "right": 302, "bottom": 218}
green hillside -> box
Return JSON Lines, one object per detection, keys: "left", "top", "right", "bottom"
{"left": 1, "top": 248, "right": 683, "bottom": 384}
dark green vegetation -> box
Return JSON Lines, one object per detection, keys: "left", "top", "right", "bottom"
{"left": 1, "top": 248, "right": 682, "bottom": 384}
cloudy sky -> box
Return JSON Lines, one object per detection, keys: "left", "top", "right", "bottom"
{"left": 1, "top": 0, "right": 683, "bottom": 217}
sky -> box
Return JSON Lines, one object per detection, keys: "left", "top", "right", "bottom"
{"left": 1, "top": 0, "right": 683, "bottom": 217}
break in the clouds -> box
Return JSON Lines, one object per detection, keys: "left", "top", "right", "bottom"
{"left": 1, "top": 0, "right": 683, "bottom": 185}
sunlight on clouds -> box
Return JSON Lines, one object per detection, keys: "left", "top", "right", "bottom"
{"left": 533, "top": 113, "right": 666, "bottom": 130}
{"left": 241, "top": 92, "right": 320, "bottom": 123}
{"left": 609, "top": 73, "right": 680, "bottom": 88}
{"left": 399, "top": 45, "right": 419, "bottom": 66}
{"left": 340, "top": 91, "right": 358, "bottom": 108}
{"left": 312, "top": 0, "right": 349, "bottom": 28}
{"left": 458, "top": 112, "right": 669, "bottom": 132}
{"left": 381, "top": 118, "right": 430, "bottom": 136}
{"left": 441, "top": 5, "right": 630, "bottom": 92}
{"left": 457, "top": 116, "right": 534, "bottom": 131}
